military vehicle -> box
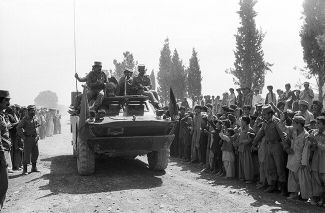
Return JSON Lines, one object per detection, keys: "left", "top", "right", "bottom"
{"left": 70, "top": 88, "right": 176, "bottom": 175}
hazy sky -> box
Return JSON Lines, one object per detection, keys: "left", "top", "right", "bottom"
{"left": 0, "top": 0, "right": 308, "bottom": 106}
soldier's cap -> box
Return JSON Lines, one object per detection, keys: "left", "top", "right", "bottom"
{"left": 221, "top": 105, "right": 229, "bottom": 111}
{"left": 27, "top": 105, "right": 36, "bottom": 110}
{"left": 298, "top": 100, "right": 309, "bottom": 107}
{"left": 316, "top": 116, "right": 325, "bottom": 123}
{"left": 262, "top": 104, "right": 273, "bottom": 114}
{"left": 229, "top": 88, "right": 234, "bottom": 91}
{"left": 243, "top": 105, "right": 252, "bottom": 110}
{"left": 93, "top": 61, "right": 102, "bottom": 66}
{"left": 292, "top": 115, "right": 305, "bottom": 125}
{"left": 285, "top": 83, "right": 291, "bottom": 87}
{"left": 216, "top": 113, "right": 222, "bottom": 117}
{"left": 179, "top": 106, "right": 186, "bottom": 111}
{"left": 255, "top": 103, "right": 263, "bottom": 108}
{"left": 124, "top": 68, "right": 133, "bottom": 73}
{"left": 229, "top": 104, "right": 237, "bottom": 111}
{"left": 303, "top": 81, "right": 309, "bottom": 85}
{"left": 194, "top": 105, "right": 202, "bottom": 110}
{"left": 0, "top": 90, "right": 10, "bottom": 99}
{"left": 267, "top": 85, "right": 273, "bottom": 90}
{"left": 227, "top": 108, "right": 235, "bottom": 113}
{"left": 310, "top": 119, "right": 316, "bottom": 124}
{"left": 138, "top": 64, "right": 146, "bottom": 71}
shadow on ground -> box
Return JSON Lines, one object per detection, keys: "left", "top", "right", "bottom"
{"left": 35, "top": 155, "right": 163, "bottom": 195}
{"left": 169, "top": 157, "right": 324, "bottom": 213}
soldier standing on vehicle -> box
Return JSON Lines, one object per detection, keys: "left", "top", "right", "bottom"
{"left": 74, "top": 61, "right": 107, "bottom": 114}
{"left": 133, "top": 65, "right": 160, "bottom": 108}
{"left": 0, "top": 90, "right": 10, "bottom": 210}
{"left": 17, "top": 105, "right": 41, "bottom": 175}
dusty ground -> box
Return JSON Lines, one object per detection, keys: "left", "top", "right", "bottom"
{"left": 2, "top": 116, "right": 325, "bottom": 213}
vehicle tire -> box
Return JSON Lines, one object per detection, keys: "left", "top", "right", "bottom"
{"left": 77, "top": 137, "right": 95, "bottom": 175}
{"left": 147, "top": 149, "right": 169, "bottom": 171}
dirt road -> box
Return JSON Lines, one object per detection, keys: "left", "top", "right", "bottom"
{"left": 2, "top": 116, "right": 324, "bottom": 213}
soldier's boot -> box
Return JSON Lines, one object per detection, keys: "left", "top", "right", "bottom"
{"left": 264, "top": 181, "right": 277, "bottom": 193}
{"left": 22, "top": 164, "right": 28, "bottom": 175}
{"left": 31, "top": 163, "right": 40, "bottom": 173}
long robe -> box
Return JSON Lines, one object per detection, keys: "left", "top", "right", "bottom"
{"left": 191, "top": 113, "right": 201, "bottom": 162}
{"left": 238, "top": 128, "right": 255, "bottom": 181}
{"left": 46, "top": 113, "right": 54, "bottom": 137}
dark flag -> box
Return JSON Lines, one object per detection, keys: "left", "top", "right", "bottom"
{"left": 169, "top": 88, "right": 178, "bottom": 120}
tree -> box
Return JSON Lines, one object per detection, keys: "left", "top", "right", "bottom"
{"left": 187, "top": 48, "right": 202, "bottom": 99}
{"left": 34, "top": 90, "right": 58, "bottom": 108}
{"left": 227, "top": 0, "right": 271, "bottom": 91}
{"left": 112, "top": 51, "right": 136, "bottom": 80}
{"left": 149, "top": 70, "right": 156, "bottom": 90}
{"left": 171, "top": 49, "right": 187, "bottom": 99}
{"left": 300, "top": 0, "right": 325, "bottom": 102}
{"left": 157, "top": 38, "right": 173, "bottom": 104}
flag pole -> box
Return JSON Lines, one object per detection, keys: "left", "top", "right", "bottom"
{"left": 73, "top": 0, "right": 78, "bottom": 92}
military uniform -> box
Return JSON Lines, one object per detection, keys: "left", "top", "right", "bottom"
{"left": 253, "top": 106, "right": 287, "bottom": 193}
{"left": 0, "top": 90, "right": 10, "bottom": 210}
{"left": 133, "top": 71, "right": 159, "bottom": 106}
{"left": 17, "top": 105, "right": 40, "bottom": 174}
{"left": 74, "top": 61, "right": 107, "bottom": 113}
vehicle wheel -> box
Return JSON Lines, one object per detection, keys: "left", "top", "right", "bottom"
{"left": 77, "top": 137, "right": 95, "bottom": 175}
{"left": 147, "top": 149, "right": 169, "bottom": 171}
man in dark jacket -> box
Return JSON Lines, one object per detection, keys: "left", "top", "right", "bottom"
{"left": 0, "top": 90, "right": 10, "bottom": 210}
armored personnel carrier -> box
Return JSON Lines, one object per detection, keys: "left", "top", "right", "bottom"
{"left": 70, "top": 89, "right": 176, "bottom": 175}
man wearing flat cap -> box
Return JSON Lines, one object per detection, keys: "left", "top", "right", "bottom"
{"left": 118, "top": 68, "right": 134, "bottom": 96}
{"left": 74, "top": 61, "right": 107, "bottom": 114}
{"left": 17, "top": 105, "right": 41, "bottom": 175}
{"left": 296, "top": 100, "right": 314, "bottom": 126}
{"left": 253, "top": 104, "right": 288, "bottom": 195}
{"left": 299, "top": 82, "right": 314, "bottom": 108}
{"left": 133, "top": 65, "right": 160, "bottom": 108}
{"left": 0, "top": 90, "right": 10, "bottom": 210}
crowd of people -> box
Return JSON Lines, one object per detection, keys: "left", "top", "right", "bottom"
{"left": 171, "top": 82, "right": 325, "bottom": 207}
{"left": 0, "top": 90, "right": 62, "bottom": 210}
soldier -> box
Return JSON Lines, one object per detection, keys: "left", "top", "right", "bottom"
{"left": 253, "top": 105, "right": 287, "bottom": 195}
{"left": 74, "top": 61, "right": 107, "bottom": 114}
{"left": 17, "top": 105, "right": 41, "bottom": 175}
{"left": 118, "top": 69, "right": 134, "bottom": 96}
{"left": 133, "top": 65, "right": 160, "bottom": 108}
{"left": 0, "top": 90, "right": 10, "bottom": 210}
